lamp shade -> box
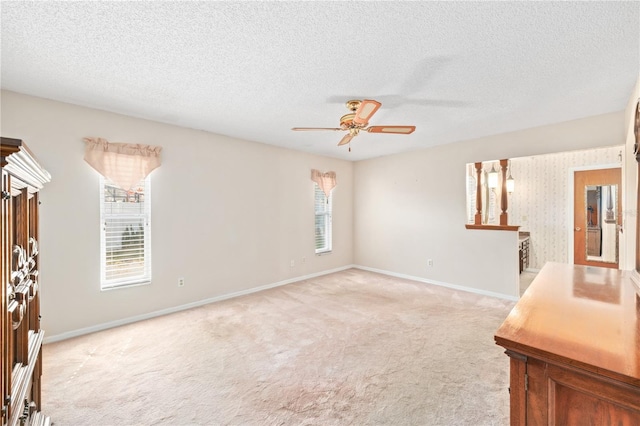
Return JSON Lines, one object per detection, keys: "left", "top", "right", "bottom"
{"left": 506, "top": 174, "right": 515, "bottom": 193}
{"left": 487, "top": 164, "right": 499, "bottom": 189}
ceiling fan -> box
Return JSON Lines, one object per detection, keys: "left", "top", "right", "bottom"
{"left": 292, "top": 99, "right": 416, "bottom": 150}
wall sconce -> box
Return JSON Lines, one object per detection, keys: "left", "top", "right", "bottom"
{"left": 487, "top": 164, "right": 499, "bottom": 189}
{"left": 506, "top": 172, "right": 515, "bottom": 193}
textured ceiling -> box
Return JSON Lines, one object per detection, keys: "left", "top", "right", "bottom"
{"left": 1, "top": 1, "right": 639, "bottom": 161}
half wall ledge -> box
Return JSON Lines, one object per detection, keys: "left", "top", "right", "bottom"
{"left": 465, "top": 224, "right": 520, "bottom": 231}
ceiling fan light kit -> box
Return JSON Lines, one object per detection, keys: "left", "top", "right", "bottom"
{"left": 292, "top": 99, "right": 416, "bottom": 150}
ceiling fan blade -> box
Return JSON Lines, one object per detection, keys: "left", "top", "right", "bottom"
{"left": 367, "top": 125, "right": 416, "bottom": 134}
{"left": 337, "top": 134, "right": 354, "bottom": 146}
{"left": 292, "top": 127, "right": 342, "bottom": 131}
{"left": 352, "top": 99, "right": 381, "bottom": 125}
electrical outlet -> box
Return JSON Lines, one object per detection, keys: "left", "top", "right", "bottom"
{"left": 302, "top": 257, "right": 306, "bottom": 264}
{"left": 427, "top": 259, "right": 434, "bottom": 267}
{"left": 178, "top": 277, "right": 185, "bottom": 287}
{"left": 290, "top": 260, "right": 295, "bottom": 267}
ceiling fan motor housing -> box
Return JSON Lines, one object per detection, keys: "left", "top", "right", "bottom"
{"left": 340, "top": 113, "right": 358, "bottom": 129}
{"left": 339, "top": 100, "right": 365, "bottom": 129}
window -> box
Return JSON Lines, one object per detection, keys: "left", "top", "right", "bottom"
{"left": 314, "top": 184, "right": 332, "bottom": 254}
{"left": 100, "top": 176, "right": 151, "bottom": 289}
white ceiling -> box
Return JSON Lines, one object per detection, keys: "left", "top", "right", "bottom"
{"left": 1, "top": 2, "right": 638, "bottom": 161}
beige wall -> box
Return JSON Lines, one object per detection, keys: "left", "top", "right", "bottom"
{"left": 354, "top": 112, "right": 625, "bottom": 298}
{"left": 2, "top": 86, "right": 634, "bottom": 339}
{"left": 1, "top": 90, "right": 354, "bottom": 339}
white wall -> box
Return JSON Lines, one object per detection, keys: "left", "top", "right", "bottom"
{"left": 1, "top": 90, "right": 354, "bottom": 338}
{"left": 354, "top": 112, "right": 625, "bottom": 299}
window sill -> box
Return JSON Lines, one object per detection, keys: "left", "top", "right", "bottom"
{"left": 465, "top": 224, "right": 520, "bottom": 231}
{"left": 315, "top": 250, "right": 332, "bottom": 256}
{"left": 101, "top": 280, "right": 151, "bottom": 291}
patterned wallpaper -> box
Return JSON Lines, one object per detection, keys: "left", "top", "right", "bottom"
{"left": 508, "top": 146, "right": 623, "bottom": 269}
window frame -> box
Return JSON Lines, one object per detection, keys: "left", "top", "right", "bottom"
{"left": 314, "top": 184, "right": 332, "bottom": 254}
{"left": 99, "top": 175, "right": 152, "bottom": 290}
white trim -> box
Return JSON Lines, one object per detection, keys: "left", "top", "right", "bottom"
{"left": 44, "top": 264, "right": 355, "bottom": 344}
{"left": 567, "top": 163, "right": 623, "bottom": 268}
{"left": 4, "top": 141, "right": 52, "bottom": 194}
{"left": 353, "top": 265, "right": 520, "bottom": 302}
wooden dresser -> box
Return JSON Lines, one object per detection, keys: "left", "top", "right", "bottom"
{"left": 1, "top": 138, "right": 51, "bottom": 426}
{"left": 495, "top": 262, "right": 640, "bottom": 425}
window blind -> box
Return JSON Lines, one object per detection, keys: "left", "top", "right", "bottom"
{"left": 100, "top": 176, "right": 151, "bottom": 289}
{"left": 314, "top": 184, "right": 332, "bottom": 254}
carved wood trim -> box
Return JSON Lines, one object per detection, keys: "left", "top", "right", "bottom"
{"left": 1, "top": 137, "right": 50, "bottom": 424}
{"left": 637, "top": 153, "right": 640, "bottom": 273}
{"left": 1, "top": 169, "right": 9, "bottom": 423}
{"left": 635, "top": 100, "right": 640, "bottom": 272}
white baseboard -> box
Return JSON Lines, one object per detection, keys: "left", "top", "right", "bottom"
{"left": 44, "top": 264, "right": 356, "bottom": 344}
{"left": 353, "top": 265, "right": 520, "bottom": 302}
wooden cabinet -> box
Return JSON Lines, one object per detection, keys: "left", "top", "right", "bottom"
{"left": 495, "top": 262, "right": 640, "bottom": 425}
{"left": 519, "top": 234, "right": 529, "bottom": 274}
{"left": 1, "top": 138, "right": 51, "bottom": 426}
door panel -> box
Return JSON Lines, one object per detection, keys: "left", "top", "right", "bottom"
{"left": 574, "top": 168, "right": 621, "bottom": 268}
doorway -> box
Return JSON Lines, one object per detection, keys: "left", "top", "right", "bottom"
{"left": 573, "top": 168, "right": 621, "bottom": 268}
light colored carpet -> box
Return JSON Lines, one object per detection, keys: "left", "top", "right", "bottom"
{"left": 519, "top": 270, "right": 538, "bottom": 296}
{"left": 42, "top": 269, "right": 515, "bottom": 425}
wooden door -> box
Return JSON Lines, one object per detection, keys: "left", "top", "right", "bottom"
{"left": 574, "top": 168, "right": 621, "bottom": 268}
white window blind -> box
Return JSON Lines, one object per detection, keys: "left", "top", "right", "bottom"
{"left": 314, "top": 184, "right": 332, "bottom": 254}
{"left": 100, "top": 176, "right": 151, "bottom": 289}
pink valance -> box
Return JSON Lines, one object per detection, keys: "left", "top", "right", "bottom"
{"left": 311, "top": 169, "right": 337, "bottom": 197}
{"left": 84, "top": 137, "right": 162, "bottom": 190}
